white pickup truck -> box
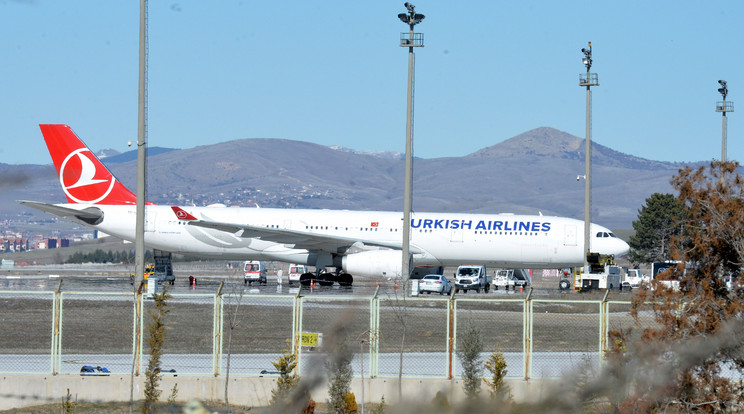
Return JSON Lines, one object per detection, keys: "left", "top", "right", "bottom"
{"left": 454, "top": 265, "right": 492, "bottom": 293}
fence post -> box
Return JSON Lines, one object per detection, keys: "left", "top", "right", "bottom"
{"left": 213, "top": 282, "right": 224, "bottom": 376}
{"left": 292, "top": 287, "right": 304, "bottom": 376}
{"left": 599, "top": 289, "right": 610, "bottom": 369}
{"left": 51, "top": 281, "right": 62, "bottom": 375}
{"left": 132, "top": 282, "right": 144, "bottom": 376}
{"left": 369, "top": 286, "right": 380, "bottom": 378}
{"left": 523, "top": 287, "right": 534, "bottom": 380}
{"left": 447, "top": 289, "right": 457, "bottom": 379}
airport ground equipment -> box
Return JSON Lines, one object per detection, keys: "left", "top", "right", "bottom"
{"left": 574, "top": 253, "right": 621, "bottom": 292}
{"left": 454, "top": 264, "right": 492, "bottom": 293}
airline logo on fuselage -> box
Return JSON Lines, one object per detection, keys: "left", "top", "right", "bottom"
{"left": 59, "top": 148, "right": 116, "bottom": 204}
{"left": 407, "top": 218, "right": 551, "bottom": 232}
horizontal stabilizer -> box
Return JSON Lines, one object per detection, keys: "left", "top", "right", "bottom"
{"left": 20, "top": 201, "right": 103, "bottom": 225}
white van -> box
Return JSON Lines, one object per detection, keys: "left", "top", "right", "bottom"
{"left": 243, "top": 261, "right": 267, "bottom": 285}
{"left": 288, "top": 264, "right": 308, "bottom": 285}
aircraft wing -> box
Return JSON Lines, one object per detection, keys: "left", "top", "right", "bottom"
{"left": 172, "top": 206, "right": 421, "bottom": 254}
{"left": 20, "top": 201, "right": 104, "bottom": 225}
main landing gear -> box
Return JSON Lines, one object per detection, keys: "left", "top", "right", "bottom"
{"left": 299, "top": 269, "right": 354, "bottom": 287}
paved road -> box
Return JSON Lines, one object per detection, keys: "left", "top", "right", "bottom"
{"left": 0, "top": 351, "right": 601, "bottom": 379}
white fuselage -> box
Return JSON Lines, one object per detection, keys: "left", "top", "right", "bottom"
{"left": 67, "top": 204, "right": 628, "bottom": 270}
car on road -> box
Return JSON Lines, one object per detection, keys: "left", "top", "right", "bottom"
{"left": 419, "top": 274, "right": 453, "bottom": 295}
{"left": 80, "top": 365, "right": 110, "bottom": 376}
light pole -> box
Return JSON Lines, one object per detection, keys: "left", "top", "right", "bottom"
{"left": 398, "top": 3, "right": 424, "bottom": 282}
{"left": 716, "top": 80, "right": 733, "bottom": 163}
{"left": 579, "top": 42, "right": 598, "bottom": 268}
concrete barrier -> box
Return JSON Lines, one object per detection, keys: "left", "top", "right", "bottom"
{"left": 0, "top": 375, "right": 557, "bottom": 410}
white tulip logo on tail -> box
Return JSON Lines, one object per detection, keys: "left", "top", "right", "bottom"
{"left": 59, "top": 148, "right": 116, "bottom": 204}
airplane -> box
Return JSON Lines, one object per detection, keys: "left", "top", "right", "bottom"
{"left": 21, "top": 124, "right": 629, "bottom": 285}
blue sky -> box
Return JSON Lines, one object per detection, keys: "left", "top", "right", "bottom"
{"left": 0, "top": 1, "right": 740, "bottom": 165}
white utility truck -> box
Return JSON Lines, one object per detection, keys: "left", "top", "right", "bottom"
{"left": 574, "top": 254, "right": 622, "bottom": 292}
{"left": 454, "top": 265, "right": 492, "bottom": 293}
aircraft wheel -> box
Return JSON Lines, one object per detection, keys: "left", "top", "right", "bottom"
{"left": 338, "top": 273, "right": 353, "bottom": 286}
{"left": 317, "top": 273, "right": 334, "bottom": 286}
{"left": 299, "top": 273, "right": 314, "bottom": 286}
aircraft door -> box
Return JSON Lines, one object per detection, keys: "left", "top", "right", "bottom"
{"left": 450, "top": 228, "right": 463, "bottom": 243}
{"left": 145, "top": 209, "right": 156, "bottom": 232}
{"left": 564, "top": 224, "right": 577, "bottom": 246}
{"left": 283, "top": 220, "right": 291, "bottom": 230}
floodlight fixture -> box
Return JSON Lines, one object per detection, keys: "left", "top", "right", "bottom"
{"left": 399, "top": 2, "right": 425, "bottom": 27}
{"left": 581, "top": 43, "right": 593, "bottom": 71}
{"left": 718, "top": 79, "right": 728, "bottom": 99}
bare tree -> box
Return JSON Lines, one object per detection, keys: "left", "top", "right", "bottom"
{"left": 608, "top": 161, "right": 744, "bottom": 411}
{"left": 222, "top": 267, "right": 247, "bottom": 412}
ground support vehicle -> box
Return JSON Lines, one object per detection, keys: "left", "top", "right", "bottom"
{"left": 130, "top": 264, "right": 155, "bottom": 285}
{"left": 153, "top": 249, "right": 175, "bottom": 285}
{"left": 624, "top": 268, "right": 649, "bottom": 289}
{"left": 243, "top": 261, "right": 267, "bottom": 285}
{"left": 574, "top": 253, "right": 622, "bottom": 292}
{"left": 454, "top": 265, "right": 492, "bottom": 293}
{"left": 651, "top": 261, "right": 683, "bottom": 290}
{"left": 492, "top": 269, "right": 516, "bottom": 290}
{"left": 419, "top": 274, "right": 453, "bottom": 295}
{"left": 492, "top": 268, "right": 532, "bottom": 290}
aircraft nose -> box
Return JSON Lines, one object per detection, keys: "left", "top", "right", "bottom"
{"left": 615, "top": 238, "right": 630, "bottom": 256}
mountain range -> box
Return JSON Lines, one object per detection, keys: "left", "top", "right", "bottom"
{"left": 0, "top": 127, "right": 700, "bottom": 231}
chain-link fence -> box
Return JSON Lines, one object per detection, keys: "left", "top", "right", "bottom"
{"left": 0, "top": 288, "right": 673, "bottom": 380}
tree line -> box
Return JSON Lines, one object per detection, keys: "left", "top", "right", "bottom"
{"left": 64, "top": 249, "right": 151, "bottom": 264}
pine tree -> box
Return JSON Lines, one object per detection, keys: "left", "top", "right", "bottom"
{"left": 142, "top": 288, "right": 170, "bottom": 413}
{"left": 269, "top": 346, "right": 300, "bottom": 407}
{"left": 483, "top": 347, "right": 511, "bottom": 403}
{"left": 628, "top": 192, "right": 687, "bottom": 264}
{"left": 326, "top": 336, "right": 353, "bottom": 414}
{"left": 458, "top": 325, "right": 483, "bottom": 399}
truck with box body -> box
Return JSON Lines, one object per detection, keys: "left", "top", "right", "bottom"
{"left": 243, "top": 260, "right": 267, "bottom": 285}
{"left": 454, "top": 265, "right": 492, "bottom": 293}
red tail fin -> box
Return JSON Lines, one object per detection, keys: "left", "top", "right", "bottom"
{"left": 39, "top": 124, "right": 139, "bottom": 205}
{"left": 171, "top": 206, "right": 198, "bottom": 221}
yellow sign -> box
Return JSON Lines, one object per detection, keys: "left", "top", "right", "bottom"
{"left": 301, "top": 333, "right": 319, "bottom": 347}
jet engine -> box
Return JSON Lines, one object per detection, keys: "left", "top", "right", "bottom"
{"left": 341, "top": 250, "right": 402, "bottom": 278}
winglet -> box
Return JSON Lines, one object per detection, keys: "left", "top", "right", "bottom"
{"left": 171, "top": 206, "right": 198, "bottom": 221}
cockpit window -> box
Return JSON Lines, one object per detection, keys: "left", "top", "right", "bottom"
{"left": 595, "top": 232, "right": 618, "bottom": 238}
